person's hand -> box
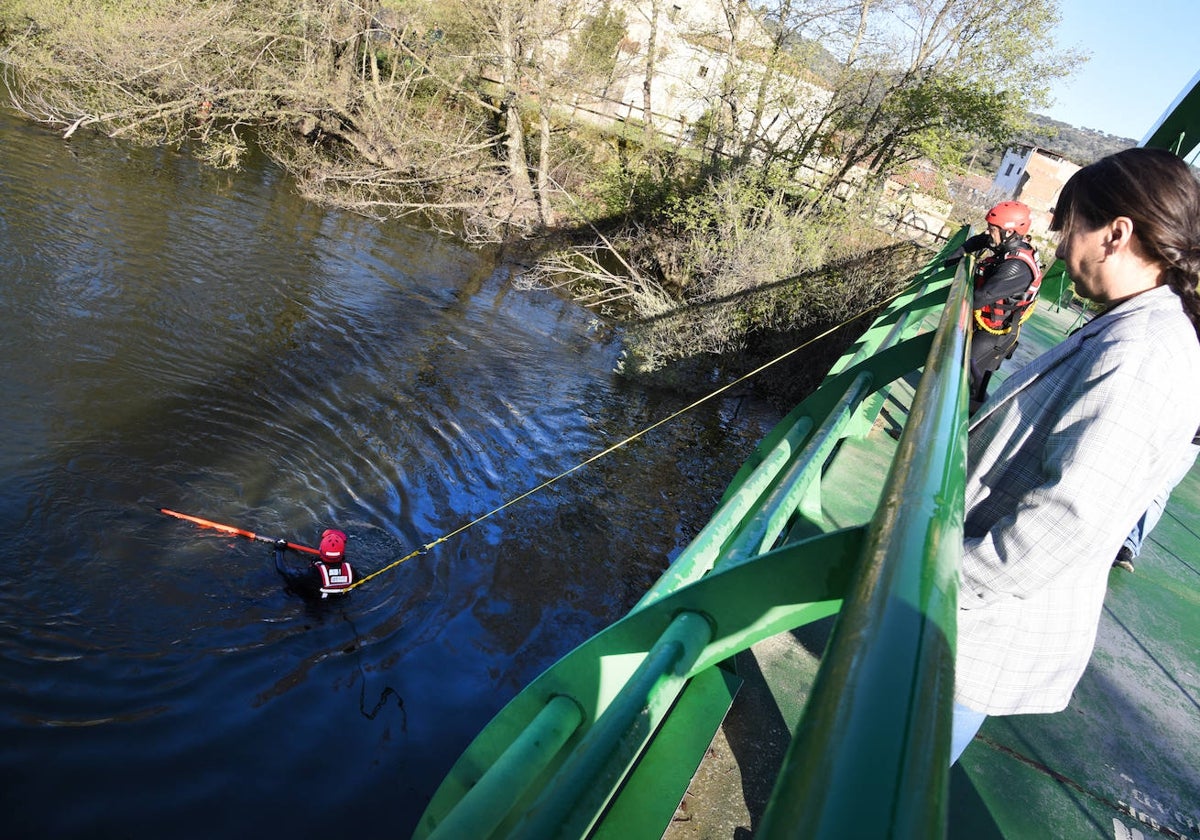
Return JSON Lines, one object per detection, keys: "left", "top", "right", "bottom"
{"left": 962, "top": 233, "right": 990, "bottom": 254}
{"left": 944, "top": 233, "right": 990, "bottom": 267}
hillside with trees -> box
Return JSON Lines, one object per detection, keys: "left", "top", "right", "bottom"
{"left": 1023, "top": 113, "right": 1137, "bottom": 164}
{"left": 966, "top": 113, "right": 1136, "bottom": 174}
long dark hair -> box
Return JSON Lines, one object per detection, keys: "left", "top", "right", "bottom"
{"left": 1051, "top": 147, "right": 1200, "bottom": 339}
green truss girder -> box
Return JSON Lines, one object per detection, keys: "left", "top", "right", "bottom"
{"left": 413, "top": 527, "right": 863, "bottom": 839}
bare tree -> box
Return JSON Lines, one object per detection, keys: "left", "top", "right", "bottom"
{"left": 790, "top": 0, "right": 1083, "bottom": 203}
{"left": 639, "top": 0, "right": 661, "bottom": 144}
{"left": 0, "top": 0, "right": 563, "bottom": 237}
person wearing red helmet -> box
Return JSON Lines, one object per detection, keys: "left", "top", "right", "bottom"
{"left": 273, "top": 528, "right": 354, "bottom": 598}
{"left": 956, "top": 200, "right": 1043, "bottom": 411}
{"left": 314, "top": 528, "right": 354, "bottom": 596}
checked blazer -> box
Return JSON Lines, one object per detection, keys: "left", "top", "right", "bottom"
{"left": 956, "top": 285, "right": 1200, "bottom": 715}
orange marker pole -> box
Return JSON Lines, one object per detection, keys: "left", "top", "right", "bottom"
{"left": 158, "top": 507, "right": 321, "bottom": 556}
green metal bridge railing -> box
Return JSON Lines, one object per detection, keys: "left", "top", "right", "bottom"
{"left": 414, "top": 229, "right": 977, "bottom": 839}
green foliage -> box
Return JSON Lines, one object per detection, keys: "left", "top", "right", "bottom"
{"left": 633, "top": 168, "right": 893, "bottom": 302}
{"left": 888, "top": 73, "right": 1019, "bottom": 171}
{"left": 581, "top": 144, "right": 694, "bottom": 224}
{"left": 793, "top": 0, "right": 1086, "bottom": 196}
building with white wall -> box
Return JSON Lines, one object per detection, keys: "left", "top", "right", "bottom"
{"left": 991, "top": 145, "right": 1081, "bottom": 236}
{"left": 571, "top": 0, "right": 832, "bottom": 149}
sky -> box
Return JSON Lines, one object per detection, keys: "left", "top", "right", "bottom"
{"left": 1039, "top": 0, "right": 1199, "bottom": 141}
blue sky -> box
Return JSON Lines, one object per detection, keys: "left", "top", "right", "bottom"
{"left": 1039, "top": 0, "right": 1198, "bottom": 141}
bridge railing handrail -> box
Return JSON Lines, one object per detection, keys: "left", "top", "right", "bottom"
{"left": 759, "top": 245, "right": 972, "bottom": 837}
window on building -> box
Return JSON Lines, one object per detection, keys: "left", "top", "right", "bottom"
{"left": 1005, "top": 163, "right": 1015, "bottom": 176}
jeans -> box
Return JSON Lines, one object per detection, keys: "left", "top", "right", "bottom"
{"left": 1123, "top": 442, "right": 1200, "bottom": 556}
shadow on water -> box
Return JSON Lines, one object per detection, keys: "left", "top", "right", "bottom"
{"left": 0, "top": 109, "right": 782, "bottom": 838}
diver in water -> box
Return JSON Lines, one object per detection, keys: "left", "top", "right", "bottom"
{"left": 274, "top": 528, "right": 355, "bottom": 599}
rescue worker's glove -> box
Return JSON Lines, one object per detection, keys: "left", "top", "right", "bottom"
{"left": 942, "top": 233, "right": 991, "bottom": 268}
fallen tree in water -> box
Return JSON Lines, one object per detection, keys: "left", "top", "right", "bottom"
{"left": 0, "top": 0, "right": 553, "bottom": 238}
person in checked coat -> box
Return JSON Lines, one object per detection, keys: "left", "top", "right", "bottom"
{"left": 950, "top": 147, "right": 1200, "bottom": 762}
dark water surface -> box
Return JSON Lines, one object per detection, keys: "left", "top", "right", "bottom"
{"left": 0, "top": 109, "right": 779, "bottom": 838}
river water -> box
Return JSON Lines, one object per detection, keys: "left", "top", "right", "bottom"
{"left": 0, "top": 108, "right": 781, "bottom": 837}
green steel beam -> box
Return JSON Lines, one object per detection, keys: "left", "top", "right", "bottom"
{"left": 830, "top": 227, "right": 968, "bottom": 378}
{"left": 721, "top": 370, "right": 874, "bottom": 564}
{"left": 636, "top": 332, "right": 938, "bottom": 610}
{"left": 718, "top": 331, "right": 937, "bottom": 524}
{"left": 1141, "top": 69, "right": 1200, "bottom": 156}
{"left": 740, "top": 230, "right": 965, "bottom": 494}
{"left": 413, "top": 527, "right": 864, "bottom": 839}
{"left": 837, "top": 229, "right": 966, "bottom": 438}
{"left": 425, "top": 694, "right": 584, "bottom": 840}
{"left": 631, "top": 410, "right": 815, "bottom": 610}
{"left": 590, "top": 665, "right": 742, "bottom": 840}
{"left": 507, "top": 611, "right": 715, "bottom": 839}
{"left": 758, "top": 260, "right": 972, "bottom": 839}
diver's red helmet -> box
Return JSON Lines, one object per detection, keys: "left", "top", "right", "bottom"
{"left": 319, "top": 529, "right": 347, "bottom": 561}
{"left": 985, "top": 201, "right": 1032, "bottom": 236}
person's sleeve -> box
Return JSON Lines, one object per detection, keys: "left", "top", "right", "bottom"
{"left": 960, "top": 342, "right": 1172, "bottom": 606}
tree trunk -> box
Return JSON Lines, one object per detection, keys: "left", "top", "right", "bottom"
{"left": 641, "top": 0, "right": 660, "bottom": 146}
{"left": 742, "top": 0, "right": 791, "bottom": 168}
{"left": 537, "top": 106, "right": 553, "bottom": 224}
{"left": 496, "top": 4, "right": 537, "bottom": 222}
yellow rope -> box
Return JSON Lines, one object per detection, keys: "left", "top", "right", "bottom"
{"left": 346, "top": 280, "right": 920, "bottom": 591}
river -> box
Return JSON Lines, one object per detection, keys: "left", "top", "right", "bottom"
{"left": 0, "top": 107, "right": 782, "bottom": 837}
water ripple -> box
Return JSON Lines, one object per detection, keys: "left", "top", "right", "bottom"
{"left": 0, "top": 106, "right": 779, "bottom": 838}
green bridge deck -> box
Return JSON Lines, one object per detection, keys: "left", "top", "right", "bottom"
{"left": 663, "top": 296, "right": 1200, "bottom": 839}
